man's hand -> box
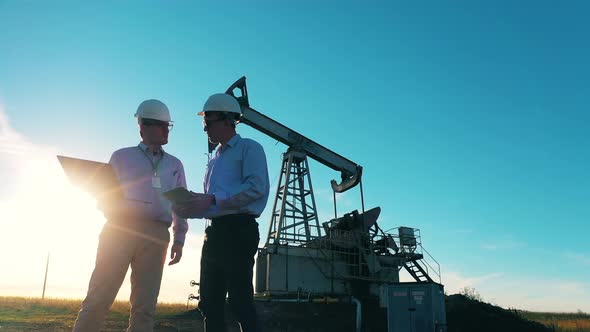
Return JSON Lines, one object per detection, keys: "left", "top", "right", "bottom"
{"left": 168, "top": 243, "right": 183, "bottom": 265}
{"left": 172, "top": 193, "right": 215, "bottom": 219}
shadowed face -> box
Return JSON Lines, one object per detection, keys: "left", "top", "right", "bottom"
{"left": 202, "top": 112, "right": 228, "bottom": 144}
{"left": 141, "top": 119, "right": 172, "bottom": 146}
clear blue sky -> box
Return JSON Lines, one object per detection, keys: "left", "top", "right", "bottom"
{"left": 1, "top": 1, "right": 589, "bottom": 312}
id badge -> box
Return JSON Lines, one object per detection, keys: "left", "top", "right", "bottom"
{"left": 152, "top": 176, "right": 162, "bottom": 189}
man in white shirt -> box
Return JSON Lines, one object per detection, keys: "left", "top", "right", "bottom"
{"left": 174, "top": 93, "right": 270, "bottom": 332}
{"left": 73, "top": 99, "right": 188, "bottom": 332}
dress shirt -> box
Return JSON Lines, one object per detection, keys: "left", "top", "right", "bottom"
{"left": 109, "top": 142, "right": 188, "bottom": 244}
{"left": 203, "top": 134, "right": 270, "bottom": 219}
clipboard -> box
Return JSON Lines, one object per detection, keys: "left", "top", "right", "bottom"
{"left": 162, "top": 187, "right": 194, "bottom": 205}
{"left": 57, "top": 155, "right": 124, "bottom": 201}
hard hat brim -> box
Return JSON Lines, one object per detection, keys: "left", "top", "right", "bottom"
{"left": 136, "top": 114, "right": 174, "bottom": 122}
{"left": 197, "top": 110, "right": 241, "bottom": 116}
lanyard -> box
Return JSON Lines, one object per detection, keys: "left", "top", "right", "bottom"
{"left": 138, "top": 145, "right": 164, "bottom": 176}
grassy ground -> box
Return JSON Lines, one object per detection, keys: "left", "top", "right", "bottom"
{"left": 1, "top": 296, "right": 589, "bottom": 332}
{"left": 521, "top": 311, "right": 590, "bottom": 332}
{"left": 0, "top": 296, "right": 201, "bottom": 332}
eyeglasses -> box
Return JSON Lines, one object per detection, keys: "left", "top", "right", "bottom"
{"left": 202, "top": 118, "right": 226, "bottom": 128}
{"left": 142, "top": 120, "right": 173, "bottom": 131}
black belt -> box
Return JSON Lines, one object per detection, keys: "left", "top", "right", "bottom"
{"left": 210, "top": 214, "right": 257, "bottom": 226}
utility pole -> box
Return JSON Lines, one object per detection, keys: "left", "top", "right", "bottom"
{"left": 42, "top": 251, "right": 49, "bottom": 299}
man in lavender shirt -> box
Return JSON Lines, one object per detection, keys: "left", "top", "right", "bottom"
{"left": 72, "top": 99, "right": 188, "bottom": 332}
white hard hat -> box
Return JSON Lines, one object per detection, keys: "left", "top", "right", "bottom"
{"left": 135, "top": 99, "right": 172, "bottom": 122}
{"left": 197, "top": 93, "right": 242, "bottom": 116}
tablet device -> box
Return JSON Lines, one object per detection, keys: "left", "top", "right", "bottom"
{"left": 163, "top": 187, "right": 194, "bottom": 204}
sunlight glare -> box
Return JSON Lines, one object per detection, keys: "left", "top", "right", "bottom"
{"left": 0, "top": 145, "right": 106, "bottom": 297}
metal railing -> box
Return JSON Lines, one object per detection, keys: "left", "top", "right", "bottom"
{"left": 301, "top": 226, "right": 442, "bottom": 284}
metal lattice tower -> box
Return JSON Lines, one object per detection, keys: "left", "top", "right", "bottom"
{"left": 266, "top": 148, "right": 322, "bottom": 245}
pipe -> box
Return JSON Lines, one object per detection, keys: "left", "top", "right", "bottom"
{"left": 260, "top": 298, "right": 303, "bottom": 303}
{"left": 351, "top": 296, "right": 362, "bottom": 332}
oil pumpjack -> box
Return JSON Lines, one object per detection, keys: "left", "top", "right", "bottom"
{"left": 196, "top": 77, "right": 447, "bottom": 332}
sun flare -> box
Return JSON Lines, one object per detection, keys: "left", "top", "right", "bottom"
{"left": 0, "top": 149, "right": 107, "bottom": 296}
{"left": 13, "top": 154, "right": 106, "bottom": 246}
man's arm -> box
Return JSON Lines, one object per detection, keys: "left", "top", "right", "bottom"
{"left": 172, "top": 141, "right": 269, "bottom": 218}
{"left": 214, "top": 142, "right": 269, "bottom": 210}
{"left": 169, "top": 161, "right": 188, "bottom": 265}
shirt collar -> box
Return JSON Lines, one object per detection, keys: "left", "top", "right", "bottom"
{"left": 218, "top": 134, "right": 241, "bottom": 152}
{"left": 226, "top": 134, "right": 241, "bottom": 148}
{"left": 138, "top": 142, "right": 165, "bottom": 155}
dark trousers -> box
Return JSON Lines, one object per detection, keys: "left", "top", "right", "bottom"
{"left": 198, "top": 215, "right": 260, "bottom": 332}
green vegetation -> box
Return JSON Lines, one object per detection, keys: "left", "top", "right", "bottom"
{"left": 459, "top": 286, "right": 484, "bottom": 302}
{"left": 521, "top": 311, "right": 590, "bottom": 332}
{"left": 0, "top": 296, "right": 196, "bottom": 332}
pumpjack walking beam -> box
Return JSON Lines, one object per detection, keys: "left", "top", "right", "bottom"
{"left": 224, "top": 76, "right": 363, "bottom": 194}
